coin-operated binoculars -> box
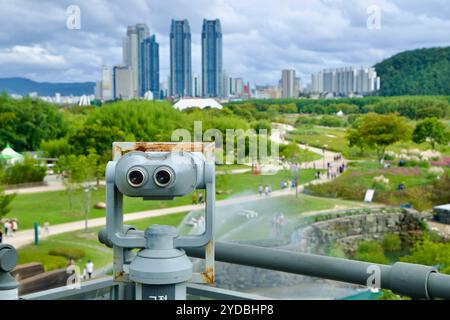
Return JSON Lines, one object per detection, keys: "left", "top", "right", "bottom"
{"left": 0, "top": 244, "right": 19, "bottom": 300}
{"left": 99, "top": 142, "right": 215, "bottom": 300}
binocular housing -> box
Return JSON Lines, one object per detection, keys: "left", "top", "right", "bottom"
{"left": 114, "top": 151, "right": 207, "bottom": 200}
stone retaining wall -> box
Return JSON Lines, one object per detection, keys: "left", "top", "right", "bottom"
{"left": 293, "top": 208, "right": 423, "bottom": 255}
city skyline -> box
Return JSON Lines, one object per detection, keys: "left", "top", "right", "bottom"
{"left": 1, "top": 0, "right": 450, "bottom": 86}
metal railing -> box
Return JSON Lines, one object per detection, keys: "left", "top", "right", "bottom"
{"left": 20, "top": 241, "right": 450, "bottom": 300}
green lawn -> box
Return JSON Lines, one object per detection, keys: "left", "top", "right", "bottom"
{"left": 8, "top": 169, "right": 317, "bottom": 229}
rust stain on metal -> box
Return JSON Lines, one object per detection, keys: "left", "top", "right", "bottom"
{"left": 114, "top": 142, "right": 214, "bottom": 159}
{"left": 201, "top": 267, "right": 215, "bottom": 284}
{"left": 114, "top": 271, "right": 125, "bottom": 281}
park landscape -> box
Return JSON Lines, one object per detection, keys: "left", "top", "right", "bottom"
{"left": 0, "top": 93, "right": 450, "bottom": 299}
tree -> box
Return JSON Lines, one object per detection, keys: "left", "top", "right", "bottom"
{"left": 57, "top": 154, "right": 98, "bottom": 213}
{"left": 0, "top": 94, "right": 67, "bottom": 152}
{"left": 348, "top": 113, "right": 411, "bottom": 162}
{"left": 412, "top": 118, "right": 450, "bottom": 149}
{"left": 0, "top": 188, "right": 15, "bottom": 220}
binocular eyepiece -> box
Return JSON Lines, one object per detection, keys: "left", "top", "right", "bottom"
{"left": 114, "top": 151, "right": 208, "bottom": 200}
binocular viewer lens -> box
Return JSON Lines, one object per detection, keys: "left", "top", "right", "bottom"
{"left": 154, "top": 168, "right": 173, "bottom": 187}
{"left": 127, "top": 168, "right": 146, "bottom": 188}
{"left": 127, "top": 167, "right": 174, "bottom": 188}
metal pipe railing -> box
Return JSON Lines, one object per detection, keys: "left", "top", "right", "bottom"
{"left": 184, "top": 242, "right": 450, "bottom": 300}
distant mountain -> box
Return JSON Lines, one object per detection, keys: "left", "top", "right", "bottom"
{"left": 375, "top": 47, "right": 450, "bottom": 96}
{"left": 0, "top": 77, "right": 95, "bottom": 96}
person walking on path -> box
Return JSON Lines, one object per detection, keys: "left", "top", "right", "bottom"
{"left": 0, "top": 229, "right": 3, "bottom": 243}
{"left": 191, "top": 193, "right": 198, "bottom": 205}
{"left": 258, "top": 184, "right": 264, "bottom": 196}
{"left": 85, "top": 260, "right": 94, "bottom": 280}
{"left": 43, "top": 221, "right": 50, "bottom": 236}
{"left": 11, "top": 219, "right": 18, "bottom": 235}
{"left": 4, "top": 220, "right": 12, "bottom": 237}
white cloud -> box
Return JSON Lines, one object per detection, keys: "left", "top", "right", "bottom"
{"left": 0, "top": 0, "right": 449, "bottom": 84}
{"left": 0, "top": 46, "right": 66, "bottom": 66}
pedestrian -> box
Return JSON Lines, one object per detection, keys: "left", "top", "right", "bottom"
{"left": 44, "top": 221, "right": 50, "bottom": 236}
{"left": 258, "top": 184, "right": 263, "bottom": 196}
{"left": 264, "top": 185, "right": 270, "bottom": 196}
{"left": 191, "top": 193, "right": 198, "bottom": 205}
{"left": 0, "top": 229, "right": 3, "bottom": 243}
{"left": 85, "top": 260, "right": 94, "bottom": 279}
{"left": 4, "top": 220, "right": 12, "bottom": 237}
{"left": 198, "top": 193, "right": 204, "bottom": 204}
{"left": 11, "top": 219, "right": 18, "bottom": 234}
{"left": 67, "top": 257, "right": 75, "bottom": 267}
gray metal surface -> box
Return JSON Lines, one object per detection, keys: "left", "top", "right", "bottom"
{"left": 21, "top": 277, "right": 116, "bottom": 300}
{"left": 0, "top": 244, "right": 19, "bottom": 297}
{"left": 184, "top": 242, "right": 450, "bottom": 300}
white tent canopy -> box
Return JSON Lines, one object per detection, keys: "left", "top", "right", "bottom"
{"left": 173, "top": 98, "right": 223, "bottom": 111}
{"left": 0, "top": 144, "right": 24, "bottom": 165}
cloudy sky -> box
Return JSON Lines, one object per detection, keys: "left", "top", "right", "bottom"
{"left": 0, "top": 0, "right": 449, "bottom": 86}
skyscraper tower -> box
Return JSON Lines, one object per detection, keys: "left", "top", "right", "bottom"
{"left": 140, "top": 35, "right": 159, "bottom": 99}
{"left": 123, "top": 24, "right": 150, "bottom": 98}
{"left": 170, "top": 19, "right": 192, "bottom": 97}
{"left": 202, "top": 19, "right": 223, "bottom": 98}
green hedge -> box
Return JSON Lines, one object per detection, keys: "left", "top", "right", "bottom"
{"left": 48, "top": 247, "right": 86, "bottom": 260}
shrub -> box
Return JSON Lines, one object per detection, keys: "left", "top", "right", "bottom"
{"left": 318, "top": 115, "right": 346, "bottom": 128}
{"left": 382, "top": 234, "right": 402, "bottom": 252}
{"left": 2, "top": 156, "right": 46, "bottom": 185}
{"left": 354, "top": 241, "right": 389, "bottom": 264}
{"left": 400, "top": 236, "right": 450, "bottom": 274}
{"left": 48, "top": 247, "right": 86, "bottom": 260}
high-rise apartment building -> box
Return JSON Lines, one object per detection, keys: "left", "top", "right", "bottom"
{"left": 311, "top": 66, "right": 380, "bottom": 96}
{"left": 101, "top": 65, "right": 113, "bottom": 101}
{"left": 170, "top": 19, "right": 192, "bottom": 97}
{"left": 281, "top": 69, "right": 297, "bottom": 98}
{"left": 140, "top": 35, "right": 159, "bottom": 98}
{"left": 113, "top": 66, "right": 134, "bottom": 100}
{"left": 222, "top": 70, "right": 230, "bottom": 99}
{"left": 202, "top": 19, "right": 223, "bottom": 98}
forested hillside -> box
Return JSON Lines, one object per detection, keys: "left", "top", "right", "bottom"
{"left": 375, "top": 47, "right": 450, "bottom": 96}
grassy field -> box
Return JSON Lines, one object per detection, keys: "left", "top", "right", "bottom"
{"left": 8, "top": 169, "right": 317, "bottom": 229}
{"left": 17, "top": 194, "right": 369, "bottom": 272}
{"left": 289, "top": 125, "right": 450, "bottom": 160}
{"left": 306, "top": 160, "right": 450, "bottom": 209}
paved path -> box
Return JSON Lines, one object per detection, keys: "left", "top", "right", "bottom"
{"left": 273, "top": 122, "right": 348, "bottom": 170}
